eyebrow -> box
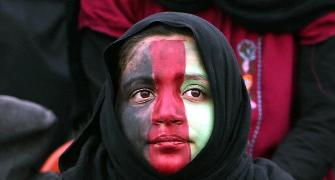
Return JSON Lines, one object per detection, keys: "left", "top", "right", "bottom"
{"left": 121, "top": 75, "right": 155, "bottom": 91}
{"left": 184, "top": 74, "right": 209, "bottom": 83}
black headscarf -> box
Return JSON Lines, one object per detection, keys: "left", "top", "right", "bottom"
{"left": 155, "top": 0, "right": 211, "bottom": 13}
{"left": 59, "top": 12, "right": 294, "bottom": 180}
{"left": 213, "top": 0, "right": 335, "bottom": 32}
{"left": 156, "top": 0, "right": 335, "bottom": 32}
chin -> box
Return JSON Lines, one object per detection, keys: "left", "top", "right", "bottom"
{"left": 148, "top": 143, "right": 191, "bottom": 175}
{"left": 151, "top": 154, "right": 189, "bottom": 175}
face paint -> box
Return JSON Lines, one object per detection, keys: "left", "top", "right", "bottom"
{"left": 117, "top": 35, "right": 213, "bottom": 175}
{"left": 149, "top": 39, "right": 190, "bottom": 175}
{"left": 116, "top": 43, "right": 154, "bottom": 160}
{"left": 182, "top": 40, "right": 214, "bottom": 159}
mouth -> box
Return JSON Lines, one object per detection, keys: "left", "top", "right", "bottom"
{"left": 148, "top": 135, "right": 190, "bottom": 153}
{"left": 149, "top": 135, "right": 190, "bottom": 145}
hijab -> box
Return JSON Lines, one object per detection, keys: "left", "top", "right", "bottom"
{"left": 155, "top": 0, "right": 211, "bottom": 13}
{"left": 156, "top": 0, "right": 335, "bottom": 32}
{"left": 59, "top": 12, "right": 294, "bottom": 180}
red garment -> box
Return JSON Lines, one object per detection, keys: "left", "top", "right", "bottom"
{"left": 300, "top": 11, "right": 335, "bottom": 45}
{"left": 79, "top": 0, "right": 335, "bottom": 179}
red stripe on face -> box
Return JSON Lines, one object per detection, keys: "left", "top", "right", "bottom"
{"left": 148, "top": 40, "right": 190, "bottom": 175}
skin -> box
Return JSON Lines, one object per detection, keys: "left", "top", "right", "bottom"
{"left": 116, "top": 34, "right": 214, "bottom": 175}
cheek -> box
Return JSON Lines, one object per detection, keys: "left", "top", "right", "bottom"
{"left": 120, "top": 102, "right": 154, "bottom": 154}
{"left": 184, "top": 100, "right": 214, "bottom": 159}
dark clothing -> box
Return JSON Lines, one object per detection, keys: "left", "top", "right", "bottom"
{"left": 158, "top": 0, "right": 335, "bottom": 32}
{"left": 0, "top": 96, "right": 58, "bottom": 180}
{"left": 80, "top": 29, "right": 116, "bottom": 104}
{"left": 59, "top": 12, "right": 294, "bottom": 180}
{"left": 273, "top": 37, "right": 335, "bottom": 180}
{"left": 0, "top": 0, "right": 76, "bottom": 141}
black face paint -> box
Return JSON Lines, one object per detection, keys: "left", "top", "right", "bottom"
{"left": 116, "top": 44, "right": 154, "bottom": 160}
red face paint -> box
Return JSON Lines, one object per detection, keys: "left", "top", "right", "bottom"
{"left": 148, "top": 40, "right": 190, "bottom": 175}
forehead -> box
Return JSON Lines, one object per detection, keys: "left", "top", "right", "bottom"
{"left": 131, "top": 34, "right": 196, "bottom": 57}
{"left": 123, "top": 34, "right": 203, "bottom": 73}
{"left": 139, "top": 34, "right": 193, "bottom": 45}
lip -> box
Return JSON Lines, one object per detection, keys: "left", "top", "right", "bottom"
{"left": 149, "top": 135, "right": 190, "bottom": 145}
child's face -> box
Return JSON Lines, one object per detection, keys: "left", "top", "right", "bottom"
{"left": 116, "top": 34, "right": 214, "bottom": 175}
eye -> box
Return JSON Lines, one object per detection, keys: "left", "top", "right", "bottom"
{"left": 183, "top": 88, "right": 207, "bottom": 102}
{"left": 130, "top": 89, "right": 155, "bottom": 104}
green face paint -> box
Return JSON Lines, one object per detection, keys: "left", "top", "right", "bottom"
{"left": 182, "top": 39, "right": 214, "bottom": 159}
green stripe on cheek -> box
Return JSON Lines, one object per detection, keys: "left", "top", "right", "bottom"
{"left": 183, "top": 40, "right": 214, "bottom": 159}
{"left": 184, "top": 100, "right": 214, "bottom": 159}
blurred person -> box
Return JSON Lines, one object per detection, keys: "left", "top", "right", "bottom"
{"left": 0, "top": 95, "right": 58, "bottom": 180}
{"left": 0, "top": 1, "right": 87, "bottom": 178}
{"left": 0, "top": 0, "right": 79, "bottom": 141}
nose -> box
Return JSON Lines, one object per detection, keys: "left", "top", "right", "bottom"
{"left": 151, "top": 91, "right": 186, "bottom": 126}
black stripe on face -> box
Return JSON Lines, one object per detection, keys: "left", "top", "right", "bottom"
{"left": 115, "top": 44, "right": 154, "bottom": 160}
